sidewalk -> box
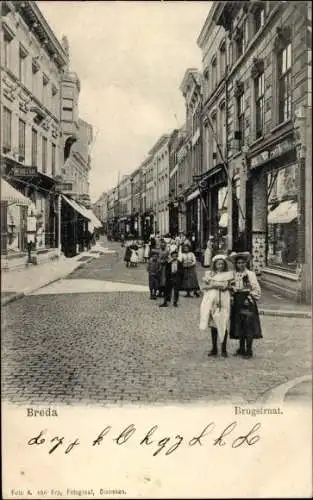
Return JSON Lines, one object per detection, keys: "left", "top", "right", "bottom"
{"left": 1, "top": 247, "right": 103, "bottom": 307}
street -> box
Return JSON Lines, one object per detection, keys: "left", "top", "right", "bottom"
{"left": 2, "top": 244, "right": 312, "bottom": 406}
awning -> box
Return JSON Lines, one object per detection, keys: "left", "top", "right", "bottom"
{"left": 85, "top": 209, "right": 102, "bottom": 228}
{"left": 268, "top": 200, "right": 297, "bottom": 224}
{"left": 219, "top": 212, "right": 228, "bottom": 228}
{"left": 62, "top": 195, "right": 90, "bottom": 219}
{"left": 1, "top": 179, "right": 32, "bottom": 206}
{"left": 187, "top": 188, "right": 200, "bottom": 202}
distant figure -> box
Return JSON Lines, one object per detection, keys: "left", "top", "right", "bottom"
{"left": 203, "top": 236, "right": 214, "bottom": 268}
{"left": 147, "top": 250, "right": 160, "bottom": 300}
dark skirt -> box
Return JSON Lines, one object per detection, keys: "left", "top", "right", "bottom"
{"left": 124, "top": 247, "right": 131, "bottom": 262}
{"left": 229, "top": 292, "right": 262, "bottom": 340}
{"left": 149, "top": 274, "right": 159, "bottom": 290}
{"left": 181, "top": 266, "right": 199, "bottom": 291}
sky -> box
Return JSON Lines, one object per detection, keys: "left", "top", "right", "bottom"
{"left": 38, "top": 1, "right": 211, "bottom": 202}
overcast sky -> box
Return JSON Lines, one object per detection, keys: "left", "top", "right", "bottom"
{"left": 38, "top": 1, "right": 211, "bottom": 202}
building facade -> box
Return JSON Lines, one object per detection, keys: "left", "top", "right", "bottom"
{"left": 93, "top": 191, "right": 108, "bottom": 228}
{"left": 117, "top": 175, "right": 132, "bottom": 236}
{"left": 212, "top": 0, "right": 311, "bottom": 301}
{"left": 130, "top": 167, "right": 142, "bottom": 238}
{"left": 140, "top": 155, "right": 154, "bottom": 240}
{"left": 179, "top": 69, "right": 203, "bottom": 247}
{"left": 197, "top": 13, "right": 229, "bottom": 253}
{"left": 1, "top": 0, "right": 68, "bottom": 266}
{"left": 148, "top": 134, "right": 170, "bottom": 236}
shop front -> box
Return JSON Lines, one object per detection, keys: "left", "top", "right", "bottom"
{"left": 196, "top": 165, "right": 228, "bottom": 251}
{"left": 249, "top": 136, "right": 307, "bottom": 301}
{"left": 1, "top": 157, "right": 59, "bottom": 267}
{"left": 186, "top": 188, "right": 201, "bottom": 249}
{"left": 61, "top": 195, "right": 90, "bottom": 257}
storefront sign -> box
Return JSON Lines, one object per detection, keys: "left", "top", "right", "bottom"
{"left": 11, "top": 166, "right": 37, "bottom": 177}
{"left": 250, "top": 138, "right": 296, "bottom": 169}
{"left": 56, "top": 182, "right": 73, "bottom": 192}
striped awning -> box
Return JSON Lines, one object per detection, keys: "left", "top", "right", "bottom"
{"left": 1, "top": 178, "right": 32, "bottom": 206}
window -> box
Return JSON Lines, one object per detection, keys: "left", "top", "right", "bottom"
{"left": 52, "top": 144, "right": 56, "bottom": 177}
{"left": 42, "top": 137, "right": 47, "bottom": 173}
{"left": 42, "top": 75, "right": 49, "bottom": 108}
{"left": 278, "top": 43, "right": 292, "bottom": 123}
{"left": 18, "top": 119, "right": 26, "bottom": 161}
{"left": 32, "top": 128, "right": 38, "bottom": 166}
{"left": 254, "top": 7, "right": 265, "bottom": 33}
{"left": 237, "top": 93, "right": 245, "bottom": 148}
{"left": 62, "top": 98, "right": 74, "bottom": 121}
{"left": 255, "top": 72, "right": 265, "bottom": 138}
{"left": 2, "top": 107, "right": 12, "bottom": 151}
{"left": 19, "top": 45, "right": 27, "bottom": 84}
{"left": 267, "top": 165, "right": 298, "bottom": 271}
{"left": 211, "top": 57, "right": 217, "bottom": 90}
{"left": 211, "top": 113, "right": 217, "bottom": 162}
{"left": 243, "top": 20, "right": 249, "bottom": 49}
{"left": 220, "top": 42, "right": 226, "bottom": 78}
{"left": 4, "top": 32, "right": 12, "bottom": 69}
{"left": 219, "top": 103, "right": 227, "bottom": 154}
{"left": 236, "top": 30, "right": 244, "bottom": 59}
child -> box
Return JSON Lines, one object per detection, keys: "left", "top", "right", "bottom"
{"left": 159, "top": 249, "right": 183, "bottom": 308}
{"left": 147, "top": 250, "right": 160, "bottom": 299}
{"left": 200, "top": 254, "right": 234, "bottom": 357}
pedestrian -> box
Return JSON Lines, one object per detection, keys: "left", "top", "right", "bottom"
{"left": 124, "top": 242, "right": 132, "bottom": 268}
{"left": 203, "top": 236, "right": 214, "bottom": 268}
{"left": 159, "top": 249, "right": 183, "bottom": 308}
{"left": 147, "top": 250, "right": 160, "bottom": 300}
{"left": 157, "top": 240, "right": 169, "bottom": 298}
{"left": 144, "top": 240, "right": 150, "bottom": 262}
{"left": 137, "top": 240, "right": 145, "bottom": 263}
{"left": 179, "top": 242, "right": 200, "bottom": 298}
{"left": 130, "top": 241, "right": 139, "bottom": 267}
{"left": 200, "top": 254, "right": 234, "bottom": 357}
{"left": 229, "top": 252, "right": 262, "bottom": 358}
{"left": 120, "top": 233, "right": 125, "bottom": 247}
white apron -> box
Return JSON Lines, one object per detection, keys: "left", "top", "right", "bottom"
{"left": 199, "top": 271, "right": 233, "bottom": 342}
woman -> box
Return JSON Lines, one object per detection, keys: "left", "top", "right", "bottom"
{"left": 200, "top": 255, "right": 234, "bottom": 357}
{"left": 179, "top": 242, "right": 200, "bottom": 298}
{"left": 123, "top": 241, "right": 132, "bottom": 268}
{"left": 229, "top": 252, "right": 262, "bottom": 358}
{"left": 157, "top": 240, "right": 169, "bottom": 298}
{"left": 144, "top": 240, "right": 150, "bottom": 263}
{"left": 203, "top": 236, "right": 214, "bottom": 268}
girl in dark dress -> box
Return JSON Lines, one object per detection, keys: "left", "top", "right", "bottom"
{"left": 229, "top": 252, "right": 262, "bottom": 358}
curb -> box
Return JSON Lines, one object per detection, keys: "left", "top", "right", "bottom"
{"left": 258, "top": 374, "right": 312, "bottom": 404}
{"left": 259, "top": 308, "right": 311, "bottom": 319}
{"left": 1, "top": 256, "right": 95, "bottom": 307}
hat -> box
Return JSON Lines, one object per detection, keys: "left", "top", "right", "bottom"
{"left": 170, "top": 248, "right": 178, "bottom": 256}
{"left": 229, "top": 251, "right": 251, "bottom": 262}
{"left": 212, "top": 253, "right": 228, "bottom": 263}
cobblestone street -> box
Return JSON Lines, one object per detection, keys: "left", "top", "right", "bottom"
{"left": 2, "top": 248, "right": 312, "bottom": 406}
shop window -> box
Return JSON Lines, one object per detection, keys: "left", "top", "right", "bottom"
{"left": 278, "top": 43, "right": 292, "bottom": 123}
{"left": 42, "top": 136, "right": 48, "bottom": 173}
{"left": 254, "top": 6, "right": 265, "bottom": 33}
{"left": 2, "top": 107, "right": 12, "bottom": 152}
{"left": 32, "top": 128, "right": 38, "bottom": 167}
{"left": 255, "top": 72, "right": 265, "bottom": 138}
{"left": 266, "top": 164, "right": 298, "bottom": 271}
{"left": 18, "top": 119, "right": 26, "bottom": 162}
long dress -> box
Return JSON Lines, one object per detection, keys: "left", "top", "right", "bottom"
{"left": 179, "top": 251, "right": 199, "bottom": 291}
{"left": 199, "top": 270, "right": 234, "bottom": 342}
{"left": 137, "top": 243, "right": 144, "bottom": 263}
{"left": 130, "top": 248, "right": 139, "bottom": 264}
{"left": 229, "top": 269, "right": 262, "bottom": 340}
{"left": 144, "top": 243, "right": 150, "bottom": 260}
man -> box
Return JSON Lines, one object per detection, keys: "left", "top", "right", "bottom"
{"left": 157, "top": 239, "right": 169, "bottom": 298}
{"left": 159, "top": 249, "right": 183, "bottom": 307}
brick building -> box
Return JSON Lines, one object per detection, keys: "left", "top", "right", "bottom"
{"left": 212, "top": 0, "right": 311, "bottom": 302}
{"left": 179, "top": 69, "right": 203, "bottom": 245}
{"left": 197, "top": 14, "right": 229, "bottom": 252}
{"left": 140, "top": 155, "right": 154, "bottom": 240}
